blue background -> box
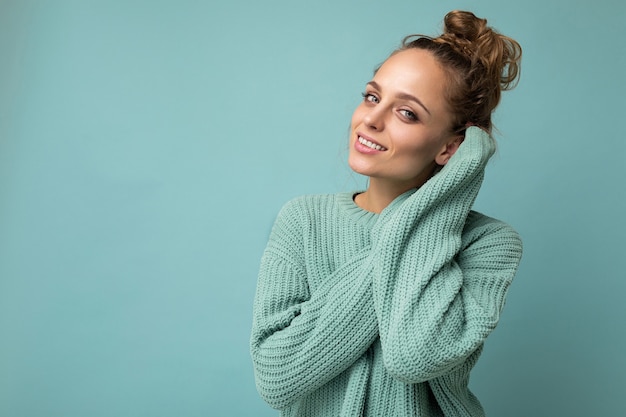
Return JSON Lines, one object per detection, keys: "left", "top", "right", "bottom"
{"left": 1, "top": 0, "right": 625, "bottom": 416}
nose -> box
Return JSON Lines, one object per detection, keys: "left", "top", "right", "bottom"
{"left": 363, "top": 105, "right": 385, "bottom": 131}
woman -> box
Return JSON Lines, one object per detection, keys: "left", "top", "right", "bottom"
{"left": 251, "top": 10, "right": 523, "bottom": 417}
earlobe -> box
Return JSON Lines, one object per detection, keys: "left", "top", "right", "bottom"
{"left": 435, "top": 152, "right": 450, "bottom": 165}
{"left": 435, "top": 136, "right": 463, "bottom": 165}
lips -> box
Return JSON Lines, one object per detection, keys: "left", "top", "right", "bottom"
{"left": 357, "top": 135, "right": 388, "bottom": 151}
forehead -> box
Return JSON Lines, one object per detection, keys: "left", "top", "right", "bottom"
{"left": 372, "top": 48, "right": 452, "bottom": 122}
{"left": 374, "top": 48, "right": 447, "bottom": 97}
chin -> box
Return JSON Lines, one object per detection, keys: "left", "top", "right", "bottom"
{"left": 347, "top": 156, "right": 369, "bottom": 177}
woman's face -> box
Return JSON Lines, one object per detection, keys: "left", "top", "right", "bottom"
{"left": 349, "top": 48, "right": 459, "bottom": 189}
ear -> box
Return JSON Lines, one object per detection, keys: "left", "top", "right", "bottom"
{"left": 434, "top": 135, "right": 463, "bottom": 166}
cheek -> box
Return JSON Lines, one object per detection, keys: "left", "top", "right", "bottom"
{"left": 350, "top": 104, "right": 366, "bottom": 130}
{"left": 397, "top": 132, "right": 444, "bottom": 161}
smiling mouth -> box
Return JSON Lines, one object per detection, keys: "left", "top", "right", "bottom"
{"left": 358, "top": 136, "right": 387, "bottom": 151}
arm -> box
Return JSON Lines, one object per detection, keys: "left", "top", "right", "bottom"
{"left": 250, "top": 200, "right": 378, "bottom": 409}
{"left": 371, "top": 127, "right": 523, "bottom": 383}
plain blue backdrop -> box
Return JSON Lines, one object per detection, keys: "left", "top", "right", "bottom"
{"left": 1, "top": 0, "right": 625, "bottom": 416}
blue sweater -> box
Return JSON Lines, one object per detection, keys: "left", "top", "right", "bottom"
{"left": 251, "top": 128, "right": 523, "bottom": 416}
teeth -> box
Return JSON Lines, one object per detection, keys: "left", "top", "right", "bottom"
{"left": 358, "top": 136, "right": 387, "bottom": 151}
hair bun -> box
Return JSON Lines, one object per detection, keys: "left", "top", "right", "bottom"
{"left": 442, "top": 10, "right": 487, "bottom": 43}
{"left": 397, "top": 10, "right": 521, "bottom": 131}
{"left": 436, "top": 10, "right": 521, "bottom": 91}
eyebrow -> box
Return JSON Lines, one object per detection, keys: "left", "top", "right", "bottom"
{"left": 367, "top": 81, "right": 431, "bottom": 115}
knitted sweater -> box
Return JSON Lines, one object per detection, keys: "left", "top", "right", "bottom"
{"left": 250, "top": 127, "right": 523, "bottom": 416}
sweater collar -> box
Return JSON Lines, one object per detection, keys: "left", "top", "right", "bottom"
{"left": 336, "top": 192, "right": 378, "bottom": 227}
{"left": 336, "top": 189, "right": 418, "bottom": 228}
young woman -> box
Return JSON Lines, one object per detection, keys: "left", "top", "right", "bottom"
{"left": 251, "top": 10, "right": 523, "bottom": 416}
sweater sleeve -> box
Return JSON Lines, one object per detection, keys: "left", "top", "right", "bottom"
{"left": 250, "top": 199, "right": 379, "bottom": 409}
{"left": 371, "top": 127, "right": 523, "bottom": 383}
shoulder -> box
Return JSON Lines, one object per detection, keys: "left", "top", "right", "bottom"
{"left": 460, "top": 211, "right": 523, "bottom": 265}
{"left": 463, "top": 211, "right": 521, "bottom": 241}
{"left": 265, "top": 193, "right": 346, "bottom": 259}
{"left": 270, "top": 193, "right": 345, "bottom": 235}
{"left": 276, "top": 193, "right": 340, "bottom": 221}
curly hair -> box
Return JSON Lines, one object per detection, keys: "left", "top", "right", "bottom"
{"left": 397, "top": 10, "right": 522, "bottom": 133}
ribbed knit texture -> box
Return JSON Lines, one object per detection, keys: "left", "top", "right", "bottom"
{"left": 251, "top": 127, "right": 523, "bottom": 416}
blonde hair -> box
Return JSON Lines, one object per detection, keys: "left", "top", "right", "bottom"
{"left": 398, "top": 10, "right": 522, "bottom": 133}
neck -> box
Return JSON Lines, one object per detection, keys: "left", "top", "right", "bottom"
{"left": 355, "top": 174, "right": 433, "bottom": 214}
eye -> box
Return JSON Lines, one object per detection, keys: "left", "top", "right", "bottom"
{"left": 399, "top": 109, "right": 418, "bottom": 121}
{"left": 361, "top": 92, "right": 379, "bottom": 104}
